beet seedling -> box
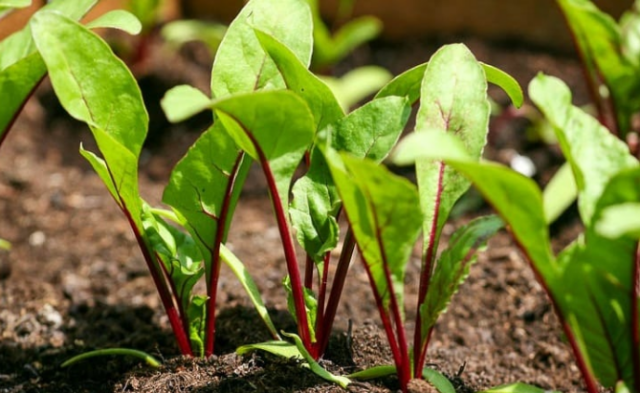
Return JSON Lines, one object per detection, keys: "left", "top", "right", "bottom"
{"left": 394, "top": 73, "right": 640, "bottom": 393}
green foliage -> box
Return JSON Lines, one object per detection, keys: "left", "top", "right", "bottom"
{"left": 558, "top": 0, "right": 640, "bottom": 137}
{"left": 393, "top": 73, "right": 640, "bottom": 393}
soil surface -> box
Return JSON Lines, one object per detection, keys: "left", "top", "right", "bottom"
{"left": 1, "top": 32, "right": 600, "bottom": 392}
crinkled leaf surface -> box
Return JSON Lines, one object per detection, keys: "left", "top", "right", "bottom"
{"left": 254, "top": 28, "right": 343, "bottom": 132}
{"left": 415, "top": 43, "right": 490, "bottom": 268}
{"left": 419, "top": 215, "right": 503, "bottom": 339}
{"left": 529, "top": 73, "right": 638, "bottom": 226}
{"left": 214, "top": 91, "right": 315, "bottom": 209}
{"left": 85, "top": 10, "right": 142, "bottom": 35}
{"left": 326, "top": 150, "right": 422, "bottom": 313}
{"left": 210, "top": 0, "right": 312, "bottom": 98}
{"left": 32, "top": 11, "right": 147, "bottom": 229}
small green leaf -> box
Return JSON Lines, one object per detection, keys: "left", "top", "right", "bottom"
{"left": 61, "top": 348, "right": 161, "bottom": 368}
{"left": 477, "top": 382, "right": 561, "bottom": 393}
{"left": 211, "top": 0, "right": 313, "bottom": 98}
{"left": 419, "top": 216, "right": 503, "bottom": 340}
{"left": 161, "top": 85, "right": 212, "bottom": 123}
{"left": 529, "top": 73, "right": 638, "bottom": 226}
{"left": 348, "top": 365, "right": 397, "bottom": 380}
{"left": 161, "top": 20, "right": 226, "bottom": 54}
{"left": 85, "top": 10, "right": 142, "bottom": 34}
{"left": 543, "top": 162, "right": 578, "bottom": 224}
{"left": 283, "top": 276, "right": 317, "bottom": 342}
{"left": 187, "top": 295, "right": 207, "bottom": 358}
{"left": 237, "top": 340, "right": 302, "bottom": 359}
{"left": 479, "top": 62, "right": 523, "bottom": 108}
{"left": 422, "top": 367, "right": 456, "bottom": 393}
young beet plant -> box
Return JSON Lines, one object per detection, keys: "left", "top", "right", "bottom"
{"left": 26, "top": 4, "right": 281, "bottom": 358}
{"left": 164, "top": 3, "right": 540, "bottom": 391}
{"left": 394, "top": 73, "right": 640, "bottom": 393}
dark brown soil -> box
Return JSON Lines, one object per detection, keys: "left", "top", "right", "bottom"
{"left": 0, "top": 34, "right": 599, "bottom": 392}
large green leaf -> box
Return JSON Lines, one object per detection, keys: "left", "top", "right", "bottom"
{"left": 84, "top": 10, "right": 142, "bottom": 34}
{"left": 0, "top": 0, "right": 97, "bottom": 71}
{"left": 529, "top": 73, "right": 638, "bottom": 226}
{"left": 415, "top": 44, "right": 490, "bottom": 273}
{"left": 561, "top": 167, "right": 640, "bottom": 388}
{"left": 210, "top": 0, "right": 312, "bottom": 98}
{"left": 419, "top": 215, "right": 503, "bottom": 339}
{"left": 214, "top": 90, "right": 315, "bottom": 210}
{"left": 31, "top": 10, "right": 147, "bottom": 229}
{"left": 326, "top": 149, "right": 423, "bottom": 314}
{"left": 254, "top": 28, "right": 344, "bottom": 132}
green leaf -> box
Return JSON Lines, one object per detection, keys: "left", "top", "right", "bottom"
{"left": 187, "top": 295, "right": 207, "bottom": 358}
{"left": 543, "top": 162, "right": 578, "bottom": 224}
{"left": 161, "top": 85, "right": 212, "bottom": 123}
{"left": 376, "top": 62, "right": 522, "bottom": 108}
{"left": 477, "top": 382, "right": 561, "bottom": 393}
{"left": 163, "top": 122, "right": 250, "bottom": 269}
{"left": 415, "top": 43, "right": 491, "bottom": 269}
{"left": 219, "top": 244, "right": 280, "bottom": 340}
{"left": 0, "top": 0, "right": 97, "bottom": 71}
{"left": 61, "top": 348, "right": 161, "bottom": 368}
{"left": 562, "top": 167, "right": 640, "bottom": 388}
{"left": 237, "top": 340, "right": 302, "bottom": 359}
{"left": 419, "top": 216, "right": 503, "bottom": 339}
{"left": 85, "top": 10, "right": 142, "bottom": 35}
{"left": 282, "top": 332, "right": 351, "bottom": 388}
{"left": 480, "top": 62, "right": 524, "bottom": 108}
{"left": 254, "top": 28, "right": 344, "bottom": 132}
{"left": 283, "top": 277, "right": 318, "bottom": 342}
{"left": 126, "top": 0, "right": 160, "bottom": 32}
{"left": 211, "top": 0, "right": 312, "bottom": 98}
{"left": 0, "top": 0, "right": 30, "bottom": 18}
{"left": 529, "top": 73, "right": 638, "bottom": 226}
{"left": 213, "top": 90, "right": 315, "bottom": 209}
{"left": 320, "top": 66, "right": 392, "bottom": 111}
{"left": 331, "top": 95, "right": 411, "bottom": 162}
{"left": 348, "top": 365, "right": 397, "bottom": 380}
{"left": 0, "top": 53, "right": 46, "bottom": 139}
{"left": 621, "top": 4, "right": 640, "bottom": 66}
{"left": 596, "top": 202, "right": 640, "bottom": 238}
{"left": 422, "top": 367, "right": 456, "bottom": 393}
{"left": 32, "top": 11, "right": 147, "bottom": 229}
{"left": 557, "top": 0, "right": 640, "bottom": 135}
{"left": 326, "top": 150, "right": 423, "bottom": 315}
{"left": 290, "top": 150, "right": 340, "bottom": 262}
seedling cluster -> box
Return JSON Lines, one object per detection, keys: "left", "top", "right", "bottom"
{"left": 1, "top": 0, "right": 640, "bottom": 392}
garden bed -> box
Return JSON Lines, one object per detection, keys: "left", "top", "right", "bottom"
{"left": 0, "top": 34, "right": 597, "bottom": 393}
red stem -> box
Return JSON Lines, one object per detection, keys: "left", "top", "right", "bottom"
{"left": 204, "top": 153, "right": 245, "bottom": 357}
{"left": 318, "top": 228, "right": 356, "bottom": 356}
{"left": 126, "top": 211, "right": 193, "bottom": 356}
{"left": 413, "top": 162, "right": 445, "bottom": 375}
{"left": 304, "top": 254, "right": 314, "bottom": 290}
{"left": 156, "top": 251, "right": 191, "bottom": 341}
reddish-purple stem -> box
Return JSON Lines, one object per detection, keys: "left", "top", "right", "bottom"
{"left": 156, "top": 251, "right": 191, "bottom": 340}
{"left": 126, "top": 210, "right": 193, "bottom": 356}
{"left": 413, "top": 162, "right": 445, "bottom": 375}
{"left": 304, "top": 254, "right": 314, "bottom": 290}
{"left": 318, "top": 228, "right": 356, "bottom": 356}
{"left": 204, "top": 153, "right": 245, "bottom": 357}
{"left": 632, "top": 243, "right": 640, "bottom": 393}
